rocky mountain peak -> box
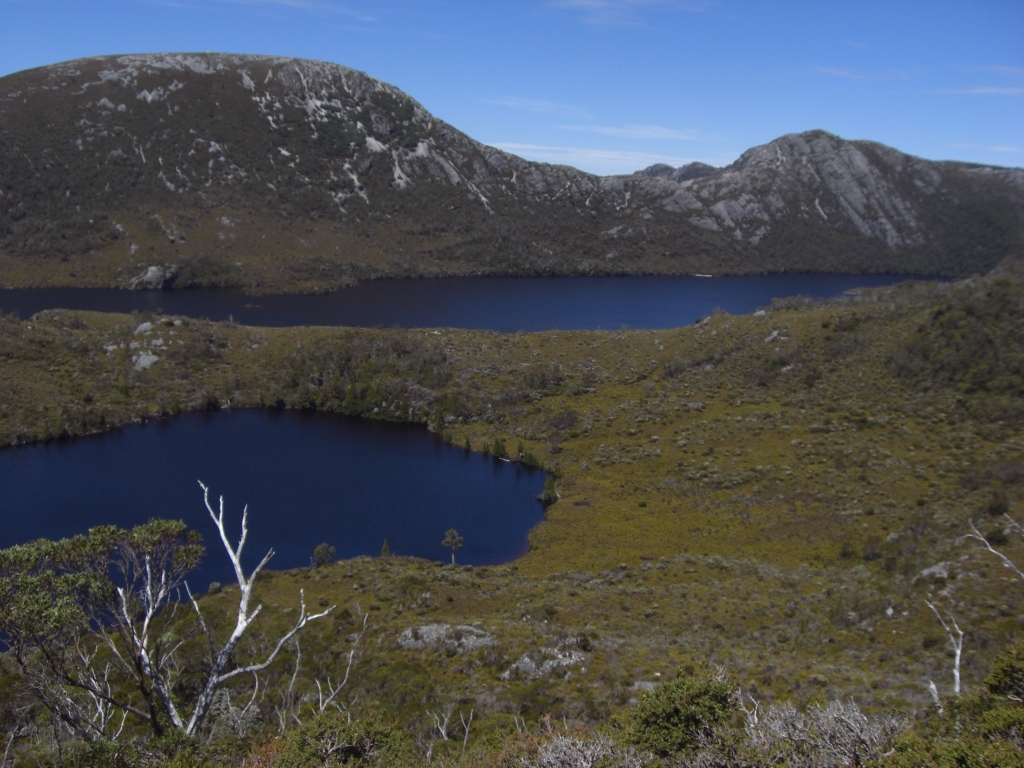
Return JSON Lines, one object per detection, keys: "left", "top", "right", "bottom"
{"left": 1, "top": 55, "right": 1022, "bottom": 290}
{"left": 637, "top": 161, "right": 720, "bottom": 183}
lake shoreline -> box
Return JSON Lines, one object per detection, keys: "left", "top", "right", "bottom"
{"left": 0, "top": 272, "right": 941, "bottom": 330}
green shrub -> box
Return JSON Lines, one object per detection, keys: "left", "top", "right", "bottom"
{"left": 313, "top": 542, "right": 336, "bottom": 568}
{"left": 986, "top": 640, "right": 1024, "bottom": 700}
{"left": 64, "top": 740, "right": 141, "bottom": 768}
{"left": 273, "top": 711, "right": 415, "bottom": 767}
{"left": 880, "top": 732, "right": 1024, "bottom": 768}
{"left": 627, "top": 672, "right": 733, "bottom": 757}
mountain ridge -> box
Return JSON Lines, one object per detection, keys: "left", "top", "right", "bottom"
{"left": 1, "top": 53, "right": 1022, "bottom": 291}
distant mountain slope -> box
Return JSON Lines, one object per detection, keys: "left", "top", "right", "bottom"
{"left": 1, "top": 53, "right": 1022, "bottom": 290}
{"left": 638, "top": 161, "right": 720, "bottom": 183}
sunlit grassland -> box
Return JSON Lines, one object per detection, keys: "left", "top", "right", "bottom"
{"left": 0, "top": 264, "right": 1021, "bottom": 723}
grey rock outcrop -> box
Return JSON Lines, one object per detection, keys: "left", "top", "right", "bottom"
{"left": 132, "top": 351, "right": 159, "bottom": 371}
{"left": 397, "top": 623, "right": 494, "bottom": 653}
{"left": 129, "top": 265, "right": 179, "bottom": 290}
{"left": 500, "top": 647, "right": 587, "bottom": 681}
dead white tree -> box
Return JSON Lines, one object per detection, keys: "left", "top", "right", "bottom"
{"left": 966, "top": 516, "right": 1024, "bottom": 580}
{"left": 179, "top": 481, "right": 335, "bottom": 736}
{"left": 527, "top": 734, "right": 650, "bottom": 768}
{"left": 427, "top": 703, "right": 455, "bottom": 742}
{"left": 924, "top": 600, "right": 964, "bottom": 696}
{"left": 460, "top": 708, "right": 474, "bottom": 752}
{"left": 1, "top": 481, "right": 334, "bottom": 745}
{"left": 745, "top": 699, "right": 906, "bottom": 767}
{"left": 736, "top": 688, "right": 760, "bottom": 725}
{"left": 206, "top": 678, "right": 263, "bottom": 741}
{"left": 312, "top": 612, "right": 368, "bottom": 717}
{"left": 921, "top": 513, "right": 1024, "bottom": 708}
{"left": 275, "top": 640, "right": 304, "bottom": 734}
{"left": 927, "top": 680, "right": 944, "bottom": 715}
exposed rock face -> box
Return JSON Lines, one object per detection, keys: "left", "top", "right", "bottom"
{"left": 132, "top": 351, "right": 159, "bottom": 371}
{"left": 397, "top": 623, "right": 494, "bottom": 653}
{"left": 661, "top": 132, "right": 935, "bottom": 247}
{"left": 500, "top": 647, "right": 587, "bottom": 681}
{"left": 129, "top": 265, "right": 179, "bottom": 289}
{"left": 1, "top": 54, "right": 1022, "bottom": 289}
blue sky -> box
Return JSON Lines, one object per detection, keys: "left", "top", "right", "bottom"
{"left": 1, "top": 0, "right": 1021, "bottom": 175}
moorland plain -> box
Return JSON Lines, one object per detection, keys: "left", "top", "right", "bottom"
{"left": 1, "top": 262, "right": 1021, "bottom": 755}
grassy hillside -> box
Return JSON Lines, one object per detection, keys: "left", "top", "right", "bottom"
{"left": 1, "top": 263, "right": 1022, "bottom": 764}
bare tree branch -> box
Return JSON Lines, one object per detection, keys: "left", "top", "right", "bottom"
{"left": 185, "top": 482, "right": 334, "bottom": 736}
{"left": 966, "top": 518, "right": 1024, "bottom": 580}
{"left": 314, "top": 612, "right": 368, "bottom": 716}
{"left": 925, "top": 600, "right": 964, "bottom": 695}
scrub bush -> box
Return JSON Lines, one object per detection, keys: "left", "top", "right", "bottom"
{"left": 273, "top": 711, "right": 415, "bottom": 767}
{"left": 627, "top": 672, "right": 733, "bottom": 757}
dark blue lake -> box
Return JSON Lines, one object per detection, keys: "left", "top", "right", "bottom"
{"left": 2, "top": 273, "right": 928, "bottom": 330}
{"left": 0, "top": 410, "right": 546, "bottom": 585}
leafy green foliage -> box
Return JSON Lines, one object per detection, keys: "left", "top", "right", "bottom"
{"left": 273, "top": 711, "right": 415, "bottom": 767}
{"left": 492, "top": 437, "right": 508, "bottom": 459}
{"left": 442, "top": 529, "right": 464, "bottom": 564}
{"left": 313, "top": 543, "right": 337, "bottom": 569}
{"left": 0, "top": 520, "right": 204, "bottom": 739}
{"left": 627, "top": 673, "right": 733, "bottom": 756}
{"left": 881, "top": 732, "right": 1024, "bottom": 768}
{"left": 986, "top": 640, "right": 1024, "bottom": 700}
{"left": 891, "top": 265, "right": 1024, "bottom": 424}
{"left": 0, "top": 520, "right": 202, "bottom": 656}
{"left": 539, "top": 475, "right": 557, "bottom": 504}
{"left": 63, "top": 738, "right": 142, "bottom": 768}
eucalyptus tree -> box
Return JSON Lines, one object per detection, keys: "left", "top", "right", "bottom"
{"left": 441, "top": 529, "right": 464, "bottom": 565}
{"left": 0, "top": 482, "right": 333, "bottom": 742}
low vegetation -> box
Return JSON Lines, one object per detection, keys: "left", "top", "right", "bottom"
{"left": 1, "top": 259, "right": 1023, "bottom": 765}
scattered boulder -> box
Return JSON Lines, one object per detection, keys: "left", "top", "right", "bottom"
{"left": 132, "top": 351, "right": 160, "bottom": 371}
{"left": 914, "top": 561, "right": 956, "bottom": 584}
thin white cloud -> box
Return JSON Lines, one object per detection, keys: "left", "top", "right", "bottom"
{"left": 936, "top": 86, "right": 1024, "bottom": 96}
{"left": 483, "top": 96, "right": 591, "bottom": 118}
{"left": 981, "top": 65, "right": 1024, "bottom": 78}
{"left": 549, "top": 0, "right": 708, "bottom": 27}
{"left": 943, "top": 142, "right": 1024, "bottom": 154}
{"left": 141, "top": 0, "right": 205, "bottom": 7}
{"left": 489, "top": 141, "right": 707, "bottom": 175}
{"left": 814, "top": 66, "right": 908, "bottom": 81}
{"left": 143, "top": 0, "right": 377, "bottom": 20}
{"left": 558, "top": 123, "right": 700, "bottom": 140}
{"left": 934, "top": 66, "right": 1024, "bottom": 96}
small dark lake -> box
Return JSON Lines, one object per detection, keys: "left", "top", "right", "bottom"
{"left": 3, "top": 273, "right": 928, "bottom": 330}
{"left": 0, "top": 410, "right": 546, "bottom": 585}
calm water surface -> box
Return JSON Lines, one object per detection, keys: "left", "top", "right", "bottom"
{"left": 2, "top": 274, "right": 927, "bottom": 330}
{"left": 0, "top": 410, "right": 546, "bottom": 584}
